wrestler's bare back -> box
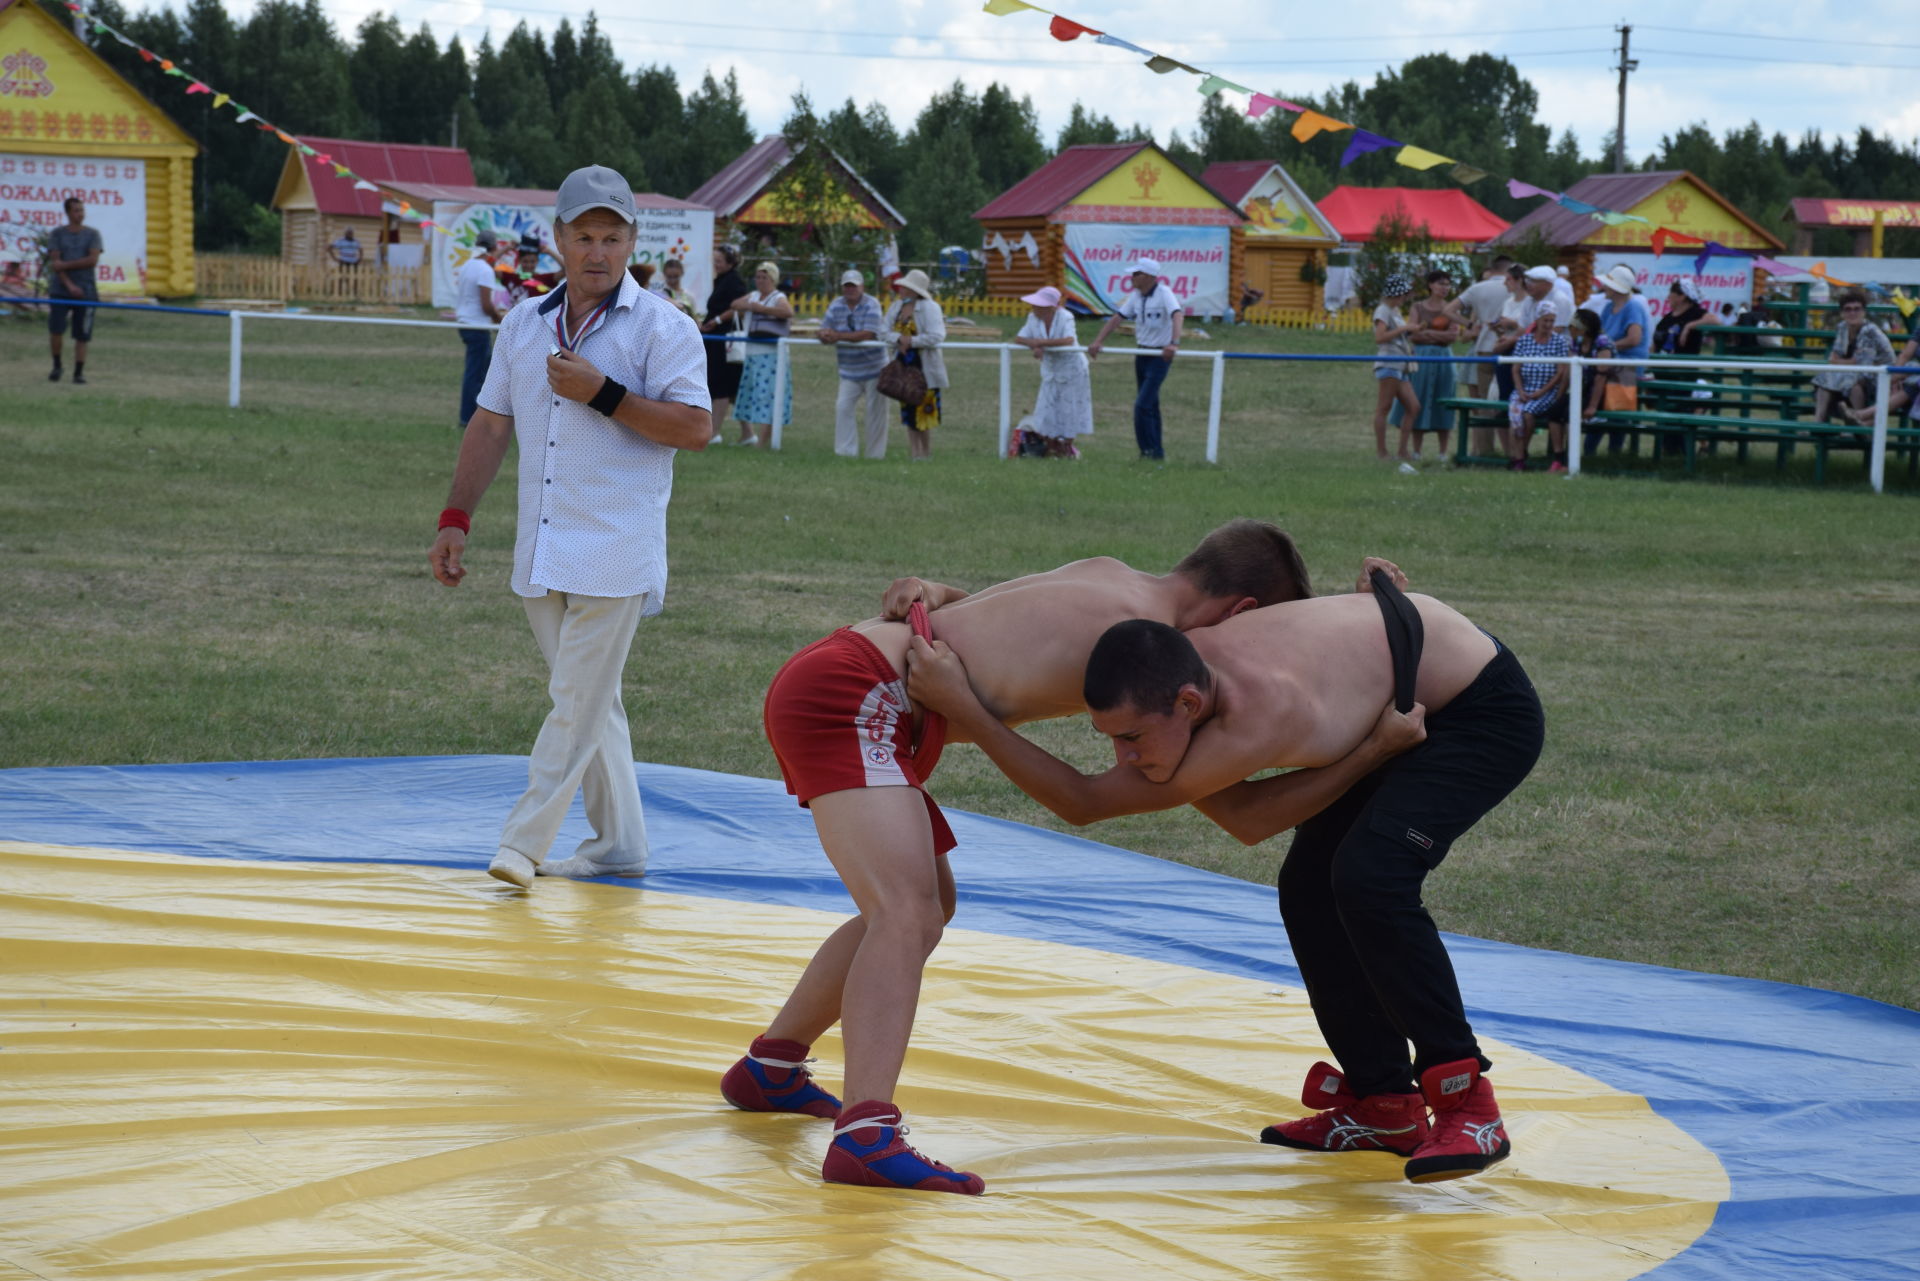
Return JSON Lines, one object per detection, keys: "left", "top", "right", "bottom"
{"left": 848, "top": 557, "right": 1174, "bottom": 741}
{"left": 1192, "top": 592, "right": 1498, "bottom": 771}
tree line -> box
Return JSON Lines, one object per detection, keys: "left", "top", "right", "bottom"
{"left": 39, "top": 1, "right": 1920, "bottom": 260}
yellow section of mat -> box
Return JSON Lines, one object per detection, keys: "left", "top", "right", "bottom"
{"left": 0, "top": 843, "right": 1726, "bottom": 1280}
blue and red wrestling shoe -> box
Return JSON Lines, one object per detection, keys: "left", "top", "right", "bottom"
{"left": 1260, "top": 1060, "right": 1430, "bottom": 1157}
{"left": 720, "top": 1036, "right": 842, "bottom": 1119}
{"left": 822, "top": 1100, "right": 985, "bottom": 1195}
{"left": 1404, "top": 1058, "right": 1510, "bottom": 1183}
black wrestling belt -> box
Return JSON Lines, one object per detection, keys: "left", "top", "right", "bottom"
{"left": 1368, "top": 568, "right": 1425, "bottom": 714}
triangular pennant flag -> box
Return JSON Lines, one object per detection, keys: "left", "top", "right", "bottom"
{"left": 1449, "top": 163, "right": 1488, "bottom": 185}
{"left": 297, "top": 143, "right": 316, "bottom": 156}
{"left": 1691, "top": 242, "right": 1748, "bottom": 276}
{"left": 1595, "top": 210, "right": 1638, "bottom": 226}
{"left": 1247, "top": 93, "right": 1301, "bottom": 119}
{"left": 332, "top": 163, "right": 351, "bottom": 177}
{"left": 1395, "top": 145, "right": 1451, "bottom": 171}
{"left": 981, "top": 0, "right": 1043, "bottom": 13}
{"left": 353, "top": 179, "right": 378, "bottom": 192}
{"left": 1891, "top": 290, "right": 1916, "bottom": 320}
{"left": 1197, "top": 74, "right": 1253, "bottom": 96}
{"left": 137, "top": 48, "right": 153, "bottom": 61}
{"left": 159, "top": 58, "right": 174, "bottom": 70}
{"left": 313, "top": 153, "right": 330, "bottom": 166}
{"left": 212, "top": 92, "right": 228, "bottom": 108}
{"left": 185, "top": 80, "right": 210, "bottom": 94}
{"left": 1750, "top": 255, "right": 1793, "bottom": 276}
{"left": 1507, "top": 179, "right": 1558, "bottom": 201}
{"left": 1093, "top": 33, "right": 1150, "bottom": 55}
{"left": 235, "top": 110, "right": 257, "bottom": 124}
{"left": 273, "top": 130, "right": 294, "bottom": 145}
{"left": 1049, "top": 15, "right": 1099, "bottom": 39}
{"left": 1556, "top": 195, "right": 1602, "bottom": 215}
{"left": 1291, "top": 109, "right": 1352, "bottom": 143}
{"left": 1339, "top": 129, "right": 1400, "bottom": 168}
{"left": 91, "top": 21, "right": 108, "bottom": 34}
{"left": 1145, "top": 55, "right": 1201, "bottom": 75}
{"left": 1650, "top": 227, "right": 1705, "bottom": 257}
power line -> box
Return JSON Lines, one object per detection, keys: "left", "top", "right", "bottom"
{"left": 1636, "top": 24, "right": 1920, "bottom": 51}
{"left": 1635, "top": 46, "right": 1917, "bottom": 70}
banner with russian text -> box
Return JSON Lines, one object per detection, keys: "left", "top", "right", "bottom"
{"left": 1599, "top": 252, "right": 1753, "bottom": 320}
{"left": 1061, "top": 223, "right": 1229, "bottom": 316}
{"left": 0, "top": 152, "right": 146, "bottom": 295}
{"left": 428, "top": 202, "right": 714, "bottom": 312}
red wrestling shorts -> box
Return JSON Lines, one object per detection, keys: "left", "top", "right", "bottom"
{"left": 762, "top": 602, "right": 954, "bottom": 856}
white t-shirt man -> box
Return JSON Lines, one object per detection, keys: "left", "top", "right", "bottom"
{"left": 1121, "top": 280, "right": 1181, "bottom": 349}
{"left": 1456, "top": 276, "right": 1511, "bottom": 354}
{"left": 454, "top": 254, "right": 498, "bottom": 326}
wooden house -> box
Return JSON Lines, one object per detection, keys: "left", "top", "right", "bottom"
{"left": 1201, "top": 160, "right": 1338, "bottom": 310}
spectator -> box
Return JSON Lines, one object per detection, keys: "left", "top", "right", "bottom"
{"left": 1569, "top": 307, "right": 1623, "bottom": 455}
{"left": 453, "top": 229, "right": 503, "bottom": 429}
{"left": 1508, "top": 302, "right": 1571, "bottom": 472}
{"left": 426, "top": 163, "right": 711, "bottom": 891}
{"left": 1653, "top": 277, "right": 1710, "bottom": 356}
{"left": 1448, "top": 254, "right": 1514, "bottom": 400}
{"left": 881, "top": 268, "right": 947, "bottom": 462}
{"left": 629, "top": 262, "right": 656, "bottom": 291}
{"left": 1812, "top": 290, "right": 1895, "bottom": 423}
{"left": 819, "top": 268, "right": 889, "bottom": 458}
{"left": 654, "top": 257, "right": 697, "bottom": 320}
{"left": 1589, "top": 264, "right": 1651, "bottom": 418}
{"left": 1389, "top": 268, "right": 1458, "bottom": 460}
{"left": 502, "top": 233, "right": 557, "bottom": 307}
{"left": 1087, "top": 257, "right": 1183, "bottom": 460}
{"left": 328, "top": 227, "right": 362, "bottom": 269}
{"left": 699, "top": 242, "right": 751, "bottom": 445}
{"left": 1369, "top": 274, "right": 1420, "bottom": 471}
{"left": 1011, "top": 285, "right": 1092, "bottom": 458}
{"left": 1237, "top": 276, "right": 1265, "bottom": 319}
{"left": 1842, "top": 331, "right": 1919, "bottom": 427}
{"left": 1490, "top": 265, "right": 1530, "bottom": 404}
{"left": 730, "top": 261, "right": 794, "bottom": 449}
{"left": 1521, "top": 264, "right": 1576, "bottom": 333}
{"left": 45, "top": 196, "right": 101, "bottom": 385}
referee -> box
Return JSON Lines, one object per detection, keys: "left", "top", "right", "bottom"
{"left": 428, "top": 164, "right": 712, "bottom": 889}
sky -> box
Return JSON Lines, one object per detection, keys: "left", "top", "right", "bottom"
{"left": 241, "top": 0, "right": 1920, "bottom": 165}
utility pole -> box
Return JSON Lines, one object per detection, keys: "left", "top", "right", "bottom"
{"left": 1613, "top": 24, "right": 1637, "bottom": 173}
{"left": 450, "top": 105, "right": 459, "bottom": 150}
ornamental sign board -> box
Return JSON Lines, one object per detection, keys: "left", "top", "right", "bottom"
{"left": 0, "top": 46, "right": 53, "bottom": 99}
{"left": 0, "top": 150, "right": 146, "bottom": 294}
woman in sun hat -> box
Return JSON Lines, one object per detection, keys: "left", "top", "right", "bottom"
{"left": 1011, "top": 285, "right": 1092, "bottom": 458}
{"left": 1371, "top": 273, "right": 1422, "bottom": 469}
{"left": 881, "top": 268, "right": 947, "bottom": 461}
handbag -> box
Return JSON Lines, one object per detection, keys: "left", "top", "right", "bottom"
{"left": 876, "top": 355, "right": 927, "bottom": 404}
{"left": 1602, "top": 382, "right": 1639, "bottom": 412}
{"left": 724, "top": 308, "right": 748, "bottom": 364}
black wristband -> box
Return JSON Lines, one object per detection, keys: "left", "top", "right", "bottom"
{"left": 587, "top": 376, "right": 626, "bottom": 416}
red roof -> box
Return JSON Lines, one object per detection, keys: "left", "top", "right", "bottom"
{"left": 1320, "top": 186, "right": 1509, "bottom": 244}
{"left": 1200, "top": 161, "right": 1276, "bottom": 207}
{"left": 381, "top": 180, "right": 707, "bottom": 213}
{"left": 975, "top": 143, "right": 1149, "bottom": 221}
{"left": 1788, "top": 198, "right": 1920, "bottom": 230}
{"left": 295, "top": 137, "right": 474, "bottom": 218}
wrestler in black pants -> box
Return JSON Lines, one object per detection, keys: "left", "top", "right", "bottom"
{"left": 1278, "top": 642, "right": 1545, "bottom": 1099}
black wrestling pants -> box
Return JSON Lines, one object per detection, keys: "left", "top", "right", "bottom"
{"left": 1277, "top": 643, "right": 1544, "bottom": 1098}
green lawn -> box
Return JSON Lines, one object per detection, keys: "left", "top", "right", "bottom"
{"left": 3, "top": 306, "right": 1916, "bottom": 1008}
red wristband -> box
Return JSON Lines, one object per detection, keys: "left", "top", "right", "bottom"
{"left": 438, "top": 507, "right": 471, "bottom": 534}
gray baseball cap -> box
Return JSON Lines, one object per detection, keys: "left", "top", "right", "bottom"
{"left": 556, "top": 165, "right": 636, "bottom": 224}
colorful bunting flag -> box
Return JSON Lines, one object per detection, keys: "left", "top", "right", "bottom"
{"left": 1246, "top": 93, "right": 1301, "bottom": 119}
{"left": 1650, "top": 228, "right": 1705, "bottom": 256}
{"left": 1449, "top": 163, "right": 1488, "bottom": 185}
{"left": 1556, "top": 195, "right": 1602, "bottom": 215}
{"left": 1891, "top": 290, "right": 1916, "bottom": 320}
{"left": 1595, "top": 210, "right": 1644, "bottom": 226}
{"left": 212, "top": 92, "right": 229, "bottom": 108}
{"left": 1049, "top": 15, "right": 1099, "bottom": 39}
{"left": 1507, "top": 179, "right": 1558, "bottom": 201}
{"left": 1197, "top": 74, "right": 1252, "bottom": 96}
{"left": 1339, "top": 129, "right": 1400, "bottom": 168}
{"left": 353, "top": 180, "right": 378, "bottom": 192}
{"left": 137, "top": 48, "right": 152, "bottom": 62}
{"left": 332, "top": 164, "right": 351, "bottom": 177}
{"left": 981, "top": 0, "right": 1045, "bottom": 13}
{"left": 1395, "top": 145, "right": 1451, "bottom": 171}
{"left": 1093, "top": 33, "right": 1151, "bottom": 55}
{"left": 1145, "top": 55, "right": 1200, "bottom": 75}
{"left": 235, "top": 110, "right": 258, "bottom": 124}
{"left": 1291, "top": 109, "right": 1352, "bottom": 143}
{"left": 185, "top": 81, "right": 210, "bottom": 95}
{"left": 1750, "top": 255, "right": 1794, "bottom": 277}
{"left": 159, "top": 58, "right": 174, "bottom": 70}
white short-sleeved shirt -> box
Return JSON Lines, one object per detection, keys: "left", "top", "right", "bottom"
{"left": 475, "top": 273, "right": 711, "bottom": 606}
{"left": 1521, "top": 281, "right": 1577, "bottom": 331}
{"left": 1456, "top": 277, "right": 1510, "bottom": 354}
{"left": 1120, "top": 282, "right": 1181, "bottom": 349}
{"left": 454, "top": 256, "right": 497, "bottom": 326}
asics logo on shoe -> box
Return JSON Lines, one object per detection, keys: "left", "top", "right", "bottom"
{"left": 1326, "top": 1117, "right": 1422, "bottom": 1150}
{"left": 1439, "top": 1072, "right": 1472, "bottom": 1096}
{"left": 1467, "top": 1121, "right": 1505, "bottom": 1155}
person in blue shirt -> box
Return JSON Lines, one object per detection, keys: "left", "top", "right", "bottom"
{"left": 1583, "top": 263, "right": 1650, "bottom": 429}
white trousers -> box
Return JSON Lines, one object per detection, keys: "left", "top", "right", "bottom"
{"left": 496, "top": 590, "right": 649, "bottom": 870}
{"left": 834, "top": 374, "right": 890, "bottom": 459}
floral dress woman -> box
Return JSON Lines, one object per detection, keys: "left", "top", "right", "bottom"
{"left": 881, "top": 270, "right": 948, "bottom": 461}
{"left": 1013, "top": 287, "right": 1092, "bottom": 457}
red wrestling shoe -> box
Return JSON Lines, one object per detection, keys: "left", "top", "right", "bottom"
{"left": 1404, "top": 1058, "right": 1511, "bottom": 1183}
{"left": 720, "top": 1037, "right": 841, "bottom": 1119}
{"left": 822, "top": 1101, "right": 985, "bottom": 1195}
{"left": 1260, "top": 1061, "right": 1429, "bottom": 1156}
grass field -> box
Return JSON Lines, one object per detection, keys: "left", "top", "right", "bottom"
{"left": 3, "top": 305, "right": 1917, "bottom": 1009}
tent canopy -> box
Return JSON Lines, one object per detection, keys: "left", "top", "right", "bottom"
{"left": 1320, "top": 186, "right": 1509, "bottom": 245}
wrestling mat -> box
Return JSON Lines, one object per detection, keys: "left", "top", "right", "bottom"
{"left": 0, "top": 757, "right": 1914, "bottom": 1280}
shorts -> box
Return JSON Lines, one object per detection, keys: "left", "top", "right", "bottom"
{"left": 48, "top": 293, "right": 95, "bottom": 341}
{"left": 1373, "top": 365, "right": 1409, "bottom": 381}
{"left": 762, "top": 613, "right": 955, "bottom": 856}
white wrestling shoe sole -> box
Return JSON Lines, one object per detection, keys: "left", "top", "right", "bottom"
{"left": 488, "top": 850, "right": 537, "bottom": 889}
{"left": 537, "top": 856, "right": 647, "bottom": 879}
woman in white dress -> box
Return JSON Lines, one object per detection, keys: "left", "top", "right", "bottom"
{"left": 1012, "top": 285, "right": 1093, "bottom": 458}
{"left": 730, "top": 261, "right": 794, "bottom": 449}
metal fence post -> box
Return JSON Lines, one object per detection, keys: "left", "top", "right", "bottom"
{"left": 1567, "top": 357, "right": 1583, "bottom": 476}
{"left": 770, "top": 338, "right": 790, "bottom": 451}
{"left": 1205, "top": 352, "right": 1225, "bottom": 464}
{"left": 1871, "top": 368, "right": 1890, "bottom": 494}
{"left": 998, "top": 343, "right": 1012, "bottom": 459}
{"left": 227, "top": 310, "right": 243, "bottom": 409}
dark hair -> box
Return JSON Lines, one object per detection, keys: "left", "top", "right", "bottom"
{"left": 1489, "top": 254, "right": 1514, "bottom": 269}
{"left": 1836, "top": 289, "right": 1868, "bottom": 310}
{"left": 717, "top": 242, "right": 742, "bottom": 268}
{"left": 1173, "top": 518, "right": 1311, "bottom": 607}
{"left": 663, "top": 257, "right": 682, "bottom": 270}
{"left": 1573, "top": 307, "right": 1603, "bottom": 349}
{"left": 1425, "top": 268, "right": 1451, "bottom": 285}
{"left": 1084, "top": 620, "right": 1211, "bottom": 715}
{"left": 64, "top": 196, "right": 83, "bottom": 212}
{"left": 1507, "top": 264, "right": 1527, "bottom": 281}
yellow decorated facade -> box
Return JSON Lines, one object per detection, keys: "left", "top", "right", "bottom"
{"left": 1584, "top": 176, "right": 1776, "bottom": 251}
{"left": 0, "top": 0, "right": 196, "bottom": 295}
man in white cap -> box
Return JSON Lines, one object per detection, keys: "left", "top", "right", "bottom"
{"left": 818, "top": 268, "right": 890, "bottom": 458}
{"left": 1519, "top": 264, "right": 1575, "bottom": 335}
{"left": 428, "top": 163, "right": 713, "bottom": 889}
{"left": 1088, "top": 258, "right": 1185, "bottom": 459}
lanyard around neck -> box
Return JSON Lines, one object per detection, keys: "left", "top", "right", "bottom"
{"left": 554, "top": 289, "right": 617, "bottom": 353}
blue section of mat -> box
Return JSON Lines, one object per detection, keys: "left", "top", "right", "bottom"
{"left": 2, "top": 756, "right": 1916, "bottom": 1280}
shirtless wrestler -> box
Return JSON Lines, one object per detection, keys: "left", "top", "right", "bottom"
{"left": 722, "top": 522, "right": 1421, "bottom": 1195}
{"left": 906, "top": 571, "right": 1544, "bottom": 1184}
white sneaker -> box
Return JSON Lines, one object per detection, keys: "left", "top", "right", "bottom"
{"left": 708, "top": 433, "right": 725, "bottom": 446}
{"left": 1397, "top": 461, "right": 1419, "bottom": 475}
{"left": 488, "top": 850, "right": 536, "bottom": 889}
{"left": 738, "top": 435, "right": 761, "bottom": 447}
{"left": 538, "top": 855, "right": 648, "bottom": 879}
